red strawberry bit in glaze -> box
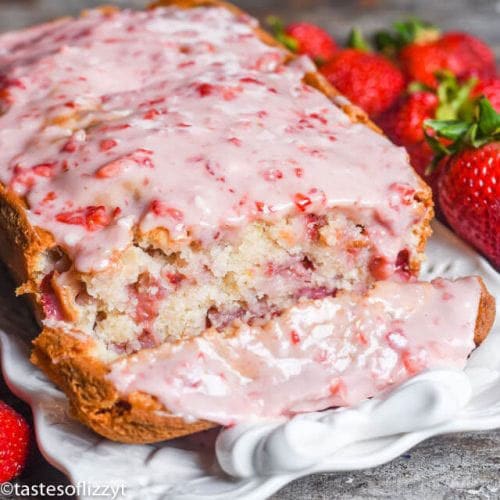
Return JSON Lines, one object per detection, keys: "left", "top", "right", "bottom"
{"left": 96, "top": 148, "right": 154, "bottom": 177}
{"left": 239, "top": 76, "right": 264, "bottom": 85}
{"left": 131, "top": 148, "right": 154, "bottom": 168}
{"left": 143, "top": 108, "right": 161, "bottom": 120}
{"left": 389, "top": 183, "right": 415, "bottom": 207}
{"left": 385, "top": 328, "right": 408, "bottom": 350}
{"left": 252, "top": 52, "right": 283, "bottom": 72}
{"left": 309, "top": 112, "right": 328, "bottom": 125}
{"left": 356, "top": 331, "right": 368, "bottom": 346}
{"left": 196, "top": 82, "right": 241, "bottom": 100}
{"left": 329, "top": 378, "right": 345, "bottom": 396}
{"left": 95, "top": 160, "right": 123, "bottom": 178}
{"left": 402, "top": 349, "right": 428, "bottom": 375}
{"left": 8, "top": 165, "right": 35, "bottom": 193}
{"left": 254, "top": 201, "right": 271, "bottom": 214}
{"left": 290, "top": 330, "right": 301, "bottom": 344}
{"left": 294, "top": 193, "right": 312, "bottom": 211}
{"left": 61, "top": 138, "right": 78, "bottom": 153}
{"left": 150, "top": 200, "right": 184, "bottom": 221}
{"left": 262, "top": 168, "right": 283, "bottom": 181}
{"left": 32, "top": 162, "right": 56, "bottom": 177}
{"left": 56, "top": 205, "right": 111, "bottom": 231}
{"left": 99, "top": 138, "right": 118, "bottom": 151}
{"left": 294, "top": 167, "right": 304, "bottom": 178}
{"left": 139, "top": 97, "right": 165, "bottom": 108}
{"left": 41, "top": 191, "right": 57, "bottom": 204}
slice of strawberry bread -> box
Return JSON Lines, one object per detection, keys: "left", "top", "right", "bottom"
{"left": 34, "top": 275, "right": 495, "bottom": 442}
{"left": 108, "top": 277, "right": 493, "bottom": 426}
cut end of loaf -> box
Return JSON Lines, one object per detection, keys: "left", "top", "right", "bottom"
{"left": 30, "top": 274, "right": 495, "bottom": 442}
{"left": 34, "top": 205, "right": 426, "bottom": 362}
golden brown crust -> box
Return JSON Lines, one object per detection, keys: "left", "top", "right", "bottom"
{"left": 0, "top": 184, "right": 52, "bottom": 282}
{"left": 31, "top": 328, "right": 216, "bottom": 443}
{"left": 475, "top": 277, "right": 496, "bottom": 345}
{"left": 0, "top": 0, "right": 460, "bottom": 444}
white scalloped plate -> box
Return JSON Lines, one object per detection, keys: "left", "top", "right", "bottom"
{"left": 1, "top": 221, "right": 499, "bottom": 500}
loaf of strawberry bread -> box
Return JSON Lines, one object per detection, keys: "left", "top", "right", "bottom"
{"left": 0, "top": 0, "right": 494, "bottom": 443}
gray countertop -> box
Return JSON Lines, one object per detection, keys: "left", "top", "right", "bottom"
{"left": 0, "top": 1, "right": 499, "bottom": 499}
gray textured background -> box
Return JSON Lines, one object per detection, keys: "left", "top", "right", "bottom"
{"left": 0, "top": 1, "right": 499, "bottom": 499}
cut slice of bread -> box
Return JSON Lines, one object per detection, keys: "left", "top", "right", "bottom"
{"left": 31, "top": 276, "right": 495, "bottom": 443}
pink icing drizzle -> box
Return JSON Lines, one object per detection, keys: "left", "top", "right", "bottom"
{"left": 108, "top": 277, "right": 480, "bottom": 425}
{"left": 0, "top": 7, "right": 424, "bottom": 271}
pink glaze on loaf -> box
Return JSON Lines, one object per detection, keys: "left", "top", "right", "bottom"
{"left": 108, "top": 277, "right": 480, "bottom": 425}
{"left": 0, "top": 7, "right": 425, "bottom": 272}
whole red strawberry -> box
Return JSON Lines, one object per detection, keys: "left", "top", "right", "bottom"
{"left": 267, "top": 17, "right": 337, "bottom": 65}
{"left": 375, "top": 20, "right": 495, "bottom": 88}
{"left": 378, "top": 91, "right": 438, "bottom": 175}
{"left": 401, "top": 33, "right": 496, "bottom": 88}
{"left": 320, "top": 30, "right": 405, "bottom": 117}
{"left": 0, "top": 400, "right": 30, "bottom": 483}
{"left": 285, "top": 22, "right": 338, "bottom": 64}
{"left": 427, "top": 98, "right": 500, "bottom": 269}
{"left": 377, "top": 73, "right": 477, "bottom": 187}
{"left": 473, "top": 77, "right": 500, "bottom": 113}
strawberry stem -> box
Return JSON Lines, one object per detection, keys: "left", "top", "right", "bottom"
{"left": 266, "top": 15, "right": 299, "bottom": 52}
{"left": 347, "top": 28, "right": 370, "bottom": 51}
{"left": 424, "top": 96, "right": 500, "bottom": 172}
{"left": 434, "top": 71, "right": 477, "bottom": 121}
{"left": 374, "top": 18, "right": 440, "bottom": 57}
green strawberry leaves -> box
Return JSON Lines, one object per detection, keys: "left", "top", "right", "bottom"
{"left": 425, "top": 120, "right": 470, "bottom": 139}
{"left": 266, "top": 16, "right": 298, "bottom": 52}
{"left": 424, "top": 96, "right": 500, "bottom": 172}
{"left": 374, "top": 18, "right": 440, "bottom": 57}
{"left": 477, "top": 97, "right": 500, "bottom": 136}
{"left": 407, "top": 72, "right": 476, "bottom": 120}
{"left": 347, "top": 28, "right": 370, "bottom": 51}
{"left": 434, "top": 72, "right": 477, "bottom": 121}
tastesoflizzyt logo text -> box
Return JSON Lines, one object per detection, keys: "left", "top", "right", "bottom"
{"left": 0, "top": 481, "right": 126, "bottom": 499}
